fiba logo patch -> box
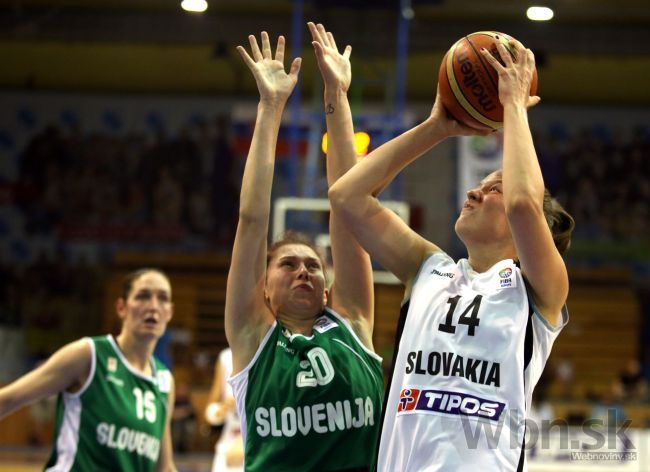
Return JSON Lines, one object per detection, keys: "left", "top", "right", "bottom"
{"left": 107, "top": 357, "right": 117, "bottom": 372}
{"left": 498, "top": 267, "right": 515, "bottom": 289}
{"left": 313, "top": 315, "right": 338, "bottom": 333}
{"left": 157, "top": 370, "right": 171, "bottom": 393}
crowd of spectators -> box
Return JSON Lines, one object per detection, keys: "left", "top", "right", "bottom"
{"left": 3, "top": 117, "right": 648, "bottom": 264}
{"left": 13, "top": 114, "right": 239, "bottom": 248}
{"left": 535, "top": 124, "right": 650, "bottom": 244}
{"left": 0, "top": 252, "right": 104, "bottom": 374}
{"left": 0, "top": 114, "right": 241, "bottom": 364}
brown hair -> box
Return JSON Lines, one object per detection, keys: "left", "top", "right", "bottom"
{"left": 120, "top": 268, "right": 170, "bottom": 300}
{"left": 267, "top": 231, "right": 329, "bottom": 283}
{"left": 543, "top": 189, "right": 575, "bottom": 256}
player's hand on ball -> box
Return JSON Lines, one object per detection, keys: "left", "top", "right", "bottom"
{"left": 429, "top": 85, "right": 491, "bottom": 138}
{"left": 480, "top": 38, "right": 540, "bottom": 109}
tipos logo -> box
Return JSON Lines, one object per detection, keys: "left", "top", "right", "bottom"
{"left": 398, "top": 388, "right": 505, "bottom": 421}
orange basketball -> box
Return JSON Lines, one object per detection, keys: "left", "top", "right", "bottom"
{"left": 438, "top": 31, "right": 538, "bottom": 131}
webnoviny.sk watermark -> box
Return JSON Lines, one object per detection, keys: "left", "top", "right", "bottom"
{"left": 570, "top": 452, "right": 637, "bottom": 461}
{"left": 451, "top": 409, "right": 636, "bottom": 459}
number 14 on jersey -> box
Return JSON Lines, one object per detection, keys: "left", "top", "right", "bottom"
{"left": 438, "top": 295, "right": 482, "bottom": 336}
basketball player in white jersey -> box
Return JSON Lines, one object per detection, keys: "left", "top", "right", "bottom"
{"left": 205, "top": 347, "right": 243, "bottom": 472}
{"left": 328, "top": 38, "right": 574, "bottom": 471}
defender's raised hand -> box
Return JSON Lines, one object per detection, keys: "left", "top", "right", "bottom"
{"left": 308, "top": 22, "right": 351, "bottom": 94}
{"left": 237, "top": 31, "right": 301, "bottom": 105}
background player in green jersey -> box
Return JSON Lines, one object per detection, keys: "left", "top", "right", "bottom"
{"left": 0, "top": 268, "right": 177, "bottom": 472}
{"left": 226, "top": 28, "right": 383, "bottom": 471}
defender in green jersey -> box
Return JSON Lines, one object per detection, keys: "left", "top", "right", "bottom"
{"left": 45, "top": 335, "right": 171, "bottom": 471}
{"left": 0, "top": 269, "right": 177, "bottom": 471}
{"left": 227, "top": 27, "right": 383, "bottom": 471}
{"left": 230, "top": 309, "right": 382, "bottom": 471}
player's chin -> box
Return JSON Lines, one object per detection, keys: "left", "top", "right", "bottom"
{"left": 454, "top": 215, "right": 469, "bottom": 232}
{"left": 137, "top": 323, "right": 166, "bottom": 339}
{"left": 289, "top": 297, "right": 322, "bottom": 314}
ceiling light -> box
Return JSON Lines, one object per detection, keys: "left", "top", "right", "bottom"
{"left": 181, "top": 0, "right": 208, "bottom": 13}
{"left": 527, "top": 6, "right": 554, "bottom": 21}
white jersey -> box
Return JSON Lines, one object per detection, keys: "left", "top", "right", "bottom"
{"left": 378, "top": 252, "right": 568, "bottom": 472}
{"left": 212, "top": 348, "right": 243, "bottom": 472}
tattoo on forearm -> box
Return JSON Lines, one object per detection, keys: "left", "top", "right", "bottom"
{"left": 326, "top": 104, "right": 335, "bottom": 114}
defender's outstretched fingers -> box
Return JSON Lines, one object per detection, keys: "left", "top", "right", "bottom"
{"left": 289, "top": 57, "right": 302, "bottom": 78}
{"left": 275, "top": 35, "right": 286, "bottom": 64}
{"left": 343, "top": 45, "right": 352, "bottom": 60}
{"left": 317, "top": 23, "right": 331, "bottom": 48}
{"left": 261, "top": 31, "right": 272, "bottom": 60}
{"left": 308, "top": 22, "right": 325, "bottom": 46}
{"left": 236, "top": 45, "right": 256, "bottom": 70}
{"left": 327, "top": 32, "right": 338, "bottom": 52}
{"left": 248, "top": 35, "right": 263, "bottom": 62}
{"left": 307, "top": 22, "right": 318, "bottom": 41}
{"left": 312, "top": 41, "right": 325, "bottom": 59}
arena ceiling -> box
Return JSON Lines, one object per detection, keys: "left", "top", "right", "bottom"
{"left": 0, "top": 0, "right": 649, "bottom": 105}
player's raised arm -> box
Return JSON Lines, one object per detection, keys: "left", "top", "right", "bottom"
{"left": 328, "top": 91, "right": 483, "bottom": 287}
{"left": 225, "top": 32, "right": 302, "bottom": 373}
{"left": 308, "top": 21, "right": 375, "bottom": 348}
{"left": 0, "top": 339, "right": 91, "bottom": 420}
{"left": 481, "top": 40, "right": 571, "bottom": 325}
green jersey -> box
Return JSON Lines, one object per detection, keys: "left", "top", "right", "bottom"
{"left": 45, "top": 335, "right": 171, "bottom": 472}
{"left": 229, "top": 308, "right": 384, "bottom": 472}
